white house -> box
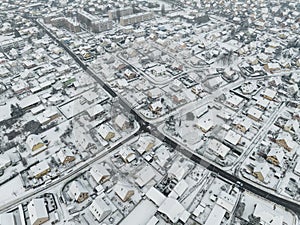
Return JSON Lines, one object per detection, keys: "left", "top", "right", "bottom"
{"left": 208, "top": 139, "right": 231, "bottom": 159}
{"left": 224, "top": 130, "right": 241, "bottom": 146}
{"left": 90, "top": 164, "right": 110, "bottom": 184}
{"left": 89, "top": 196, "right": 111, "bottom": 222}
{"left": 114, "top": 181, "right": 134, "bottom": 202}
{"left": 68, "top": 181, "right": 89, "bottom": 203}
{"left": 26, "top": 134, "right": 46, "bottom": 152}
{"left": 28, "top": 198, "right": 49, "bottom": 225}
{"left": 30, "top": 161, "right": 51, "bottom": 179}
{"left": 57, "top": 148, "right": 75, "bottom": 164}
{"left": 158, "top": 198, "right": 190, "bottom": 224}
{"left": 119, "top": 147, "right": 136, "bottom": 163}
{"left": 98, "top": 124, "right": 115, "bottom": 141}
{"left": 114, "top": 114, "right": 130, "bottom": 130}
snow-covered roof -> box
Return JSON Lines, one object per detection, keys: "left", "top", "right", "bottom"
{"left": 28, "top": 198, "right": 49, "bottom": 225}
{"left": 247, "top": 106, "right": 263, "bottom": 120}
{"left": 90, "top": 164, "right": 110, "bottom": 184}
{"left": 26, "top": 134, "right": 44, "bottom": 151}
{"left": 262, "top": 88, "right": 277, "bottom": 99}
{"left": 0, "top": 213, "right": 15, "bottom": 225}
{"left": 253, "top": 203, "right": 283, "bottom": 225}
{"left": 114, "top": 181, "right": 134, "bottom": 202}
{"left": 135, "top": 165, "right": 156, "bottom": 187}
{"left": 233, "top": 117, "right": 252, "bottom": 131}
{"left": 169, "top": 179, "right": 188, "bottom": 198}
{"left": 216, "top": 191, "right": 236, "bottom": 213}
{"left": 276, "top": 132, "right": 297, "bottom": 151}
{"left": 145, "top": 216, "right": 159, "bottom": 225}
{"left": 119, "top": 147, "right": 136, "bottom": 163}
{"left": 208, "top": 139, "right": 231, "bottom": 159}
{"left": 253, "top": 162, "right": 270, "bottom": 179}
{"left": 97, "top": 124, "right": 115, "bottom": 140}
{"left": 0, "top": 153, "right": 11, "bottom": 169}
{"left": 146, "top": 186, "right": 166, "bottom": 206}
{"left": 18, "top": 95, "right": 40, "bottom": 109}
{"left": 69, "top": 181, "right": 88, "bottom": 201}
{"left": 158, "top": 198, "right": 189, "bottom": 223}
{"left": 204, "top": 204, "right": 226, "bottom": 225}
{"left": 86, "top": 104, "right": 104, "bottom": 118}
{"left": 224, "top": 130, "right": 241, "bottom": 146}
{"left": 89, "top": 196, "right": 111, "bottom": 222}
{"left": 168, "top": 163, "right": 186, "bottom": 181}
{"left": 267, "top": 148, "right": 285, "bottom": 166}
{"left": 57, "top": 148, "right": 75, "bottom": 164}
{"left": 135, "top": 137, "right": 155, "bottom": 155}
{"left": 147, "top": 87, "right": 163, "bottom": 99}
{"left": 256, "top": 97, "right": 270, "bottom": 108}
{"left": 114, "top": 114, "right": 129, "bottom": 130}
{"left": 294, "top": 161, "right": 300, "bottom": 175}
{"left": 30, "top": 104, "right": 45, "bottom": 115}
{"left": 226, "top": 94, "right": 244, "bottom": 107}
{"left": 196, "top": 117, "right": 215, "bottom": 132}
{"left": 30, "top": 161, "right": 50, "bottom": 178}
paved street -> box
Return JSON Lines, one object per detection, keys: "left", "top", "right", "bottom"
{"left": 33, "top": 18, "right": 300, "bottom": 217}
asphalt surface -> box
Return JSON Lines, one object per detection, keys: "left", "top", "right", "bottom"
{"left": 36, "top": 20, "right": 300, "bottom": 216}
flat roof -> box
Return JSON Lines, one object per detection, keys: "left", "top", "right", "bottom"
{"left": 119, "top": 200, "right": 156, "bottom": 225}
{"left": 18, "top": 95, "right": 40, "bottom": 109}
{"left": 204, "top": 204, "right": 226, "bottom": 225}
{"left": 146, "top": 186, "right": 166, "bottom": 206}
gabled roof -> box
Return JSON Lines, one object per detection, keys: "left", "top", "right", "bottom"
{"left": 90, "top": 164, "right": 110, "bottom": 184}
{"left": 28, "top": 198, "right": 48, "bottom": 225}
{"left": 26, "top": 134, "right": 44, "bottom": 150}
{"left": 69, "top": 181, "right": 88, "bottom": 201}
{"left": 224, "top": 130, "right": 241, "bottom": 146}
{"left": 267, "top": 148, "right": 285, "bottom": 165}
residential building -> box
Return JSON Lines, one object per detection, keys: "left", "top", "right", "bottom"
{"left": 262, "top": 88, "right": 277, "bottom": 100}
{"left": 224, "top": 130, "right": 241, "bottom": 146}
{"left": 28, "top": 198, "right": 49, "bottom": 225}
{"left": 26, "top": 134, "right": 45, "bottom": 152}
{"left": 89, "top": 197, "right": 111, "bottom": 222}
{"left": 114, "top": 114, "right": 130, "bottom": 130}
{"left": 253, "top": 162, "right": 270, "bottom": 182}
{"left": 30, "top": 161, "right": 51, "bottom": 179}
{"left": 232, "top": 117, "right": 252, "bottom": 133}
{"left": 158, "top": 198, "right": 190, "bottom": 224}
{"left": 276, "top": 132, "right": 297, "bottom": 152}
{"left": 256, "top": 97, "right": 270, "bottom": 110}
{"left": 50, "top": 17, "right": 81, "bottom": 33}
{"left": 90, "top": 164, "right": 110, "bottom": 184}
{"left": 119, "top": 147, "right": 136, "bottom": 163}
{"left": 135, "top": 165, "right": 156, "bottom": 188}
{"left": 247, "top": 106, "right": 263, "bottom": 121}
{"left": 98, "top": 124, "right": 115, "bottom": 141}
{"left": 108, "top": 7, "right": 133, "bottom": 20}
{"left": 196, "top": 117, "right": 215, "bottom": 133}
{"left": 266, "top": 148, "right": 285, "bottom": 166}
{"left": 57, "top": 148, "right": 75, "bottom": 165}
{"left": 120, "top": 12, "right": 154, "bottom": 26}
{"left": 77, "top": 10, "right": 112, "bottom": 33}
{"left": 208, "top": 139, "right": 231, "bottom": 159}
{"left": 68, "top": 181, "right": 89, "bottom": 203}
{"left": 114, "top": 181, "right": 134, "bottom": 202}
